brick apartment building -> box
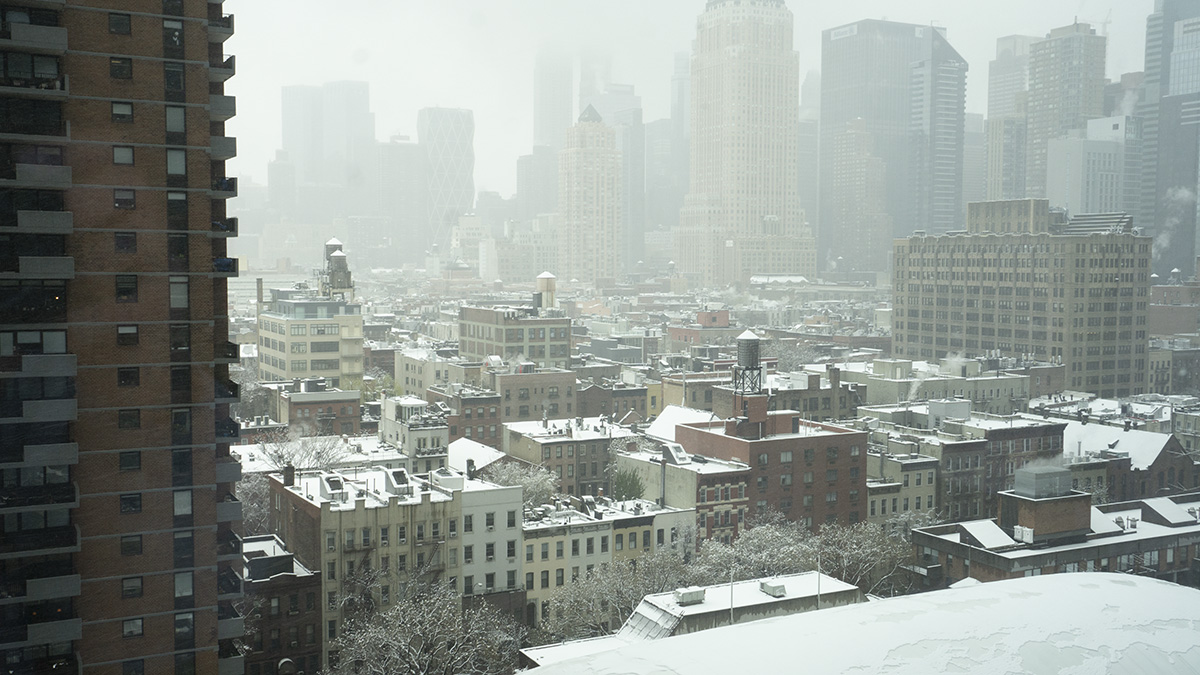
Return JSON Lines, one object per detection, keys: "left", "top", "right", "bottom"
{"left": 673, "top": 392, "right": 868, "bottom": 530}
{"left": 241, "top": 535, "right": 322, "bottom": 675}
{"left": 0, "top": 4, "right": 243, "bottom": 675}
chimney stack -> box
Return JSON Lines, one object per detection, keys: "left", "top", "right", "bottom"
{"left": 283, "top": 464, "right": 295, "bottom": 487}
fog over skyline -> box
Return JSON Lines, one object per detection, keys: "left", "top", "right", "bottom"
{"left": 225, "top": 0, "right": 1151, "bottom": 197}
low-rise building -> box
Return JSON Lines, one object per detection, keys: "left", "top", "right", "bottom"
{"left": 459, "top": 305, "right": 572, "bottom": 369}
{"left": 241, "top": 535, "right": 323, "bottom": 675}
{"left": 863, "top": 443, "right": 940, "bottom": 525}
{"left": 503, "top": 416, "right": 638, "bottom": 496}
{"left": 263, "top": 378, "right": 362, "bottom": 437}
{"left": 912, "top": 465, "right": 1200, "bottom": 588}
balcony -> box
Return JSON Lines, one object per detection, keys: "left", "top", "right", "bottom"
{"left": 0, "top": 73, "right": 65, "bottom": 99}
{"left": 216, "top": 529, "right": 242, "bottom": 560}
{"left": 214, "top": 456, "right": 241, "bottom": 484}
{"left": 0, "top": 560, "right": 76, "bottom": 603}
{"left": 7, "top": 442, "right": 76, "bottom": 468}
{"left": 217, "top": 603, "right": 243, "bottom": 640}
{"left": 0, "top": 352, "right": 75, "bottom": 376}
{"left": 215, "top": 415, "right": 239, "bottom": 439}
{"left": 217, "top": 566, "right": 242, "bottom": 597}
{"left": 0, "top": 525, "right": 78, "bottom": 559}
{"left": 218, "top": 653, "right": 244, "bottom": 675}
{"left": 209, "top": 54, "right": 234, "bottom": 82}
{"left": 210, "top": 94, "right": 236, "bottom": 121}
{"left": 214, "top": 378, "right": 238, "bottom": 403}
{"left": 16, "top": 209, "right": 71, "bottom": 233}
{"left": 0, "top": 482, "right": 76, "bottom": 512}
{"left": 211, "top": 217, "right": 237, "bottom": 237}
{"left": 215, "top": 494, "right": 241, "bottom": 523}
{"left": 214, "top": 340, "right": 238, "bottom": 363}
{"left": 0, "top": 652, "right": 76, "bottom": 674}
{"left": 211, "top": 176, "right": 237, "bottom": 198}
{"left": 211, "top": 135, "right": 236, "bottom": 161}
{"left": 0, "top": 255, "right": 74, "bottom": 280}
{"left": 5, "top": 163, "right": 70, "bottom": 187}
{"left": 208, "top": 13, "right": 234, "bottom": 42}
{"left": 212, "top": 257, "right": 238, "bottom": 277}
{"left": 0, "top": 22, "right": 68, "bottom": 53}
{"left": 3, "top": 397, "right": 76, "bottom": 423}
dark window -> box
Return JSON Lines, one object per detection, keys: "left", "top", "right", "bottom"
{"left": 173, "top": 652, "right": 194, "bottom": 675}
{"left": 121, "top": 577, "right": 142, "bottom": 598}
{"left": 120, "top": 493, "right": 141, "bottom": 514}
{"left": 119, "top": 451, "right": 141, "bottom": 471}
{"left": 163, "top": 62, "right": 184, "bottom": 100}
{"left": 114, "top": 232, "right": 136, "bottom": 252}
{"left": 169, "top": 324, "right": 190, "bottom": 357}
{"left": 114, "top": 189, "right": 135, "bottom": 209}
{"left": 170, "top": 365, "right": 190, "bottom": 392}
{"left": 122, "top": 660, "right": 144, "bottom": 675}
{"left": 162, "top": 19, "right": 183, "bottom": 59}
{"left": 109, "top": 13, "right": 131, "bottom": 35}
{"left": 110, "top": 57, "right": 132, "bottom": 79}
{"left": 118, "top": 409, "right": 140, "bottom": 429}
{"left": 173, "top": 531, "right": 193, "bottom": 567}
{"left": 166, "top": 191, "right": 187, "bottom": 228}
{"left": 167, "top": 234, "right": 187, "bottom": 271}
{"left": 117, "top": 325, "right": 138, "bottom": 345}
{"left": 120, "top": 535, "right": 142, "bottom": 556}
{"left": 112, "top": 102, "right": 133, "bottom": 122}
{"left": 117, "top": 367, "right": 139, "bottom": 387}
{"left": 162, "top": 0, "right": 183, "bottom": 16}
{"left": 115, "top": 275, "right": 137, "bottom": 302}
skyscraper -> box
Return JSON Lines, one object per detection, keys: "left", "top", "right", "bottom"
{"left": 821, "top": 21, "right": 966, "bottom": 266}
{"left": 985, "top": 35, "right": 1037, "bottom": 201}
{"left": 1139, "top": 0, "right": 1200, "bottom": 244}
{"left": 909, "top": 32, "right": 968, "bottom": 235}
{"left": 581, "top": 84, "right": 644, "bottom": 273}
{"left": 962, "top": 113, "right": 988, "bottom": 214}
{"left": 376, "top": 136, "right": 428, "bottom": 264}
{"left": 533, "top": 47, "right": 573, "bottom": 151}
{"left": 1047, "top": 116, "right": 1143, "bottom": 216}
{"left": 988, "top": 35, "right": 1037, "bottom": 119}
{"left": 0, "top": 3, "right": 241, "bottom": 673}
{"left": 1025, "top": 23, "right": 1107, "bottom": 198}
{"left": 1155, "top": 13, "right": 1200, "bottom": 275}
{"left": 679, "top": 0, "right": 814, "bottom": 285}
{"left": 558, "top": 106, "right": 622, "bottom": 282}
{"left": 516, "top": 145, "right": 558, "bottom": 224}
{"left": 418, "top": 107, "right": 476, "bottom": 251}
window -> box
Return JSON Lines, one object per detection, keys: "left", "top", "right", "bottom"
{"left": 120, "top": 493, "right": 142, "bottom": 513}
{"left": 166, "top": 148, "right": 186, "bottom": 176}
{"left": 122, "top": 661, "right": 144, "bottom": 675}
{"left": 109, "top": 13, "right": 131, "bottom": 35}
{"left": 118, "top": 408, "right": 140, "bottom": 429}
{"left": 540, "top": 570, "right": 549, "bottom": 588}
{"left": 122, "top": 577, "right": 143, "bottom": 598}
{"left": 117, "top": 325, "right": 139, "bottom": 345}
{"left": 169, "top": 276, "right": 188, "bottom": 309}
{"left": 780, "top": 451, "right": 793, "bottom": 463}
{"left": 114, "top": 232, "right": 137, "bottom": 252}
{"left": 112, "top": 102, "right": 133, "bottom": 122}
{"left": 115, "top": 275, "right": 137, "bottom": 303}
{"left": 555, "top": 569, "right": 564, "bottom": 586}
{"left": 120, "top": 535, "right": 142, "bottom": 555}
{"left": 113, "top": 146, "right": 134, "bottom": 165}
{"left": 114, "top": 188, "right": 135, "bottom": 209}
{"left": 556, "top": 541, "right": 564, "bottom": 558}
{"left": 163, "top": 62, "right": 184, "bottom": 98}
{"left": 119, "top": 451, "right": 141, "bottom": 471}
{"left": 117, "top": 367, "right": 139, "bottom": 387}
{"left": 122, "top": 618, "right": 144, "bottom": 638}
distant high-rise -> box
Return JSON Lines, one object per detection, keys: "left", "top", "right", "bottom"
{"left": 988, "top": 35, "right": 1037, "bottom": 119}
{"left": 987, "top": 116, "right": 1028, "bottom": 200}
{"left": 962, "top": 113, "right": 988, "bottom": 213}
{"left": 582, "top": 84, "right": 644, "bottom": 272}
{"left": 1047, "top": 116, "right": 1143, "bottom": 215}
{"left": 418, "top": 107, "right": 476, "bottom": 250}
{"left": 1155, "top": 13, "right": 1200, "bottom": 275}
{"left": 377, "top": 136, "right": 428, "bottom": 262}
{"left": 798, "top": 70, "right": 820, "bottom": 222}
{"left": 534, "top": 47, "right": 573, "bottom": 151}
{"left": 910, "top": 31, "right": 968, "bottom": 235}
{"left": 827, "top": 119, "right": 892, "bottom": 273}
{"left": 679, "top": 0, "right": 814, "bottom": 285}
{"left": 516, "top": 145, "right": 559, "bottom": 223}
{"left": 821, "top": 21, "right": 965, "bottom": 267}
{"left": 1025, "top": 23, "right": 1107, "bottom": 198}
{"left": 558, "top": 106, "right": 622, "bottom": 282}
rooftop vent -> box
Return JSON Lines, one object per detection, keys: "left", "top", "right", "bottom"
{"left": 759, "top": 580, "right": 786, "bottom": 598}
{"left": 674, "top": 587, "right": 706, "bottom": 606}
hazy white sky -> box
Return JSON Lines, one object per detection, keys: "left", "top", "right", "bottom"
{"left": 225, "top": 0, "right": 1152, "bottom": 197}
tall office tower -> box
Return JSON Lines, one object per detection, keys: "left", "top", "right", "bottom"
{"left": 0, "top": 3, "right": 240, "bottom": 673}
{"left": 671, "top": 52, "right": 690, "bottom": 144}
{"left": 581, "top": 84, "right": 644, "bottom": 273}
{"left": 821, "top": 21, "right": 965, "bottom": 268}
{"left": 1025, "top": 23, "right": 1107, "bottom": 198}
{"left": 909, "top": 32, "right": 968, "bottom": 235}
{"left": 417, "top": 107, "right": 475, "bottom": 251}
{"left": 377, "top": 136, "right": 427, "bottom": 264}
{"left": 578, "top": 47, "right": 611, "bottom": 114}
{"left": 1140, "top": 0, "right": 1200, "bottom": 246}
{"left": 279, "top": 81, "right": 375, "bottom": 222}
{"left": 558, "top": 105, "right": 622, "bottom": 283}
{"left": 894, "top": 205, "right": 1151, "bottom": 399}
{"left": 533, "top": 47, "right": 573, "bottom": 151}
{"left": 986, "top": 116, "right": 1028, "bottom": 200}
{"left": 827, "top": 119, "right": 893, "bottom": 273}
{"left": 645, "top": 118, "right": 683, "bottom": 233}
{"left": 679, "top": 0, "right": 814, "bottom": 285}
{"left": 516, "top": 145, "right": 558, "bottom": 224}
{"left": 988, "top": 35, "right": 1037, "bottom": 119}
{"left": 1047, "top": 116, "right": 1143, "bottom": 216}
{"left": 1156, "top": 14, "right": 1200, "bottom": 275}
{"left": 797, "top": 70, "right": 820, "bottom": 222}
{"left": 962, "top": 114, "right": 988, "bottom": 214}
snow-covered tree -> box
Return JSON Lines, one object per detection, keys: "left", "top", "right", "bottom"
{"left": 258, "top": 432, "right": 351, "bottom": 472}
{"left": 235, "top": 472, "right": 271, "bottom": 536}
{"left": 608, "top": 467, "right": 645, "bottom": 501}
{"left": 329, "top": 581, "right": 525, "bottom": 675}
{"left": 361, "top": 367, "right": 395, "bottom": 403}
{"left": 481, "top": 461, "right": 556, "bottom": 509}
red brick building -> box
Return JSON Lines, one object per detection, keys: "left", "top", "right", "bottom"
{"left": 673, "top": 393, "right": 868, "bottom": 530}
{"left": 242, "top": 535, "right": 323, "bottom": 675}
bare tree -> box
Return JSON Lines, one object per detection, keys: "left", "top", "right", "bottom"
{"left": 361, "top": 367, "right": 396, "bottom": 403}
{"left": 235, "top": 472, "right": 271, "bottom": 536}
{"left": 329, "top": 581, "right": 525, "bottom": 675}
{"left": 481, "top": 461, "right": 557, "bottom": 510}
{"left": 607, "top": 466, "right": 646, "bottom": 501}
{"left": 231, "top": 357, "right": 270, "bottom": 420}
{"left": 258, "top": 432, "right": 352, "bottom": 472}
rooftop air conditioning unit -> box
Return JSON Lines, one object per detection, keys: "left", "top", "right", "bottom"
{"left": 759, "top": 580, "right": 787, "bottom": 598}
{"left": 450, "top": 532, "right": 458, "bottom": 538}
{"left": 486, "top": 555, "right": 495, "bottom": 562}
{"left": 674, "top": 587, "right": 706, "bottom": 606}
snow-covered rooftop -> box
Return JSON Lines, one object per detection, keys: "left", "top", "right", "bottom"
{"left": 645, "top": 405, "right": 716, "bottom": 442}
{"left": 447, "top": 437, "right": 507, "bottom": 474}
{"left": 528, "top": 573, "right": 1200, "bottom": 674}
{"left": 1062, "top": 421, "right": 1171, "bottom": 470}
